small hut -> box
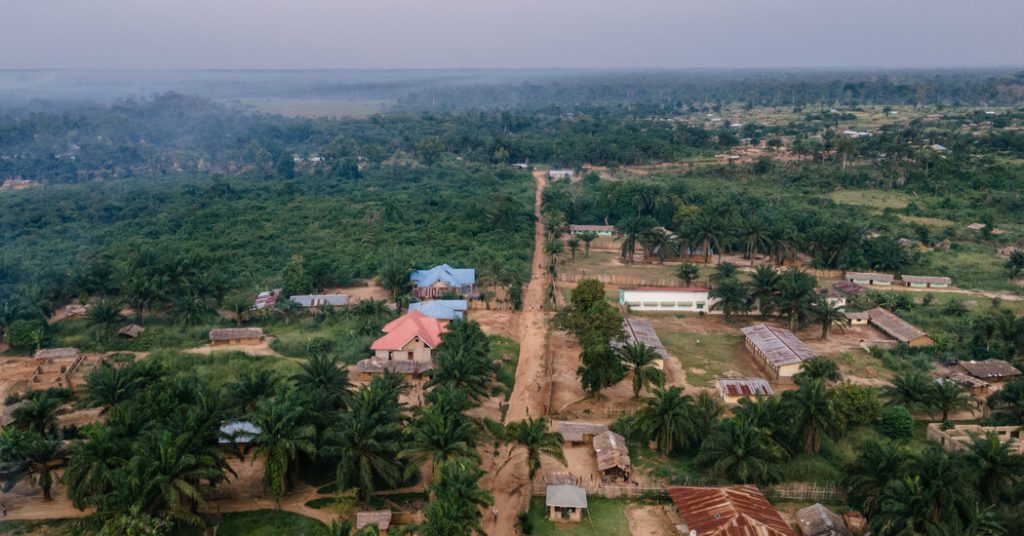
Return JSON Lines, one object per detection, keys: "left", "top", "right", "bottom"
{"left": 553, "top": 421, "right": 608, "bottom": 445}
{"left": 118, "top": 324, "right": 145, "bottom": 339}
{"left": 593, "top": 431, "right": 631, "bottom": 481}
{"left": 355, "top": 511, "right": 392, "bottom": 536}
{"left": 546, "top": 484, "right": 587, "bottom": 523}
{"left": 208, "top": 328, "right": 264, "bottom": 346}
{"left": 795, "top": 503, "right": 852, "bottom": 536}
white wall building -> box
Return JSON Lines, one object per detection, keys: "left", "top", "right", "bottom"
{"left": 619, "top": 287, "right": 715, "bottom": 313}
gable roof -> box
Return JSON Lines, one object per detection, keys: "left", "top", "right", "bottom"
{"left": 867, "top": 307, "right": 930, "bottom": 344}
{"left": 960, "top": 359, "right": 1022, "bottom": 380}
{"left": 371, "top": 310, "right": 447, "bottom": 350}
{"left": 410, "top": 264, "right": 475, "bottom": 289}
{"left": 209, "top": 328, "right": 264, "bottom": 341}
{"left": 795, "top": 503, "right": 851, "bottom": 536}
{"left": 219, "top": 420, "right": 261, "bottom": 444}
{"left": 831, "top": 281, "right": 866, "bottom": 296}
{"left": 740, "top": 324, "right": 815, "bottom": 366}
{"left": 901, "top": 275, "right": 952, "bottom": 285}
{"left": 716, "top": 377, "right": 774, "bottom": 398}
{"left": 289, "top": 294, "right": 349, "bottom": 307}
{"left": 553, "top": 421, "right": 608, "bottom": 442}
{"left": 546, "top": 485, "right": 587, "bottom": 508}
{"left": 408, "top": 300, "right": 468, "bottom": 320}
{"left": 593, "top": 431, "right": 631, "bottom": 472}
{"left": 844, "top": 271, "right": 894, "bottom": 282}
{"left": 668, "top": 485, "right": 795, "bottom": 536}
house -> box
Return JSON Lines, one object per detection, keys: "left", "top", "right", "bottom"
{"left": 547, "top": 169, "right": 575, "bottom": 181}
{"left": 842, "top": 512, "right": 867, "bottom": 534}
{"left": 545, "top": 484, "right": 587, "bottom": 522}
{"left": 568, "top": 224, "right": 616, "bottom": 237}
{"left": 667, "top": 485, "right": 795, "bottom": 536}
{"left": 845, "top": 311, "right": 870, "bottom": 326}
{"left": 209, "top": 328, "right": 264, "bottom": 346}
{"left": 615, "top": 317, "right": 669, "bottom": 364}
{"left": 408, "top": 299, "right": 468, "bottom": 321}
{"left": 844, "top": 271, "right": 894, "bottom": 286}
{"left": 866, "top": 307, "right": 933, "bottom": 347}
{"left": 967, "top": 223, "right": 987, "bottom": 232}
{"left": 593, "top": 431, "right": 631, "bottom": 481}
{"left": 354, "top": 311, "right": 447, "bottom": 379}
{"left": 901, "top": 275, "right": 952, "bottom": 289}
{"left": 117, "top": 324, "right": 145, "bottom": 339}
{"left": 715, "top": 377, "right": 774, "bottom": 405}
{"left": 219, "top": 420, "right": 261, "bottom": 445}
{"left": 795, "top": 503, "right": 852, "bottom": 536}
{"left": 253, "top": 290, "right": 279, "bottom": 310}
{"left": 943, "top": 372, "right": 990, "bottom": 396}
{"left": 842, "top": 130, "right": 871, "bottom": 138}
{"left": 959, "top": 359, "right": 1022, "bottom": 382}
{"left": 831, "top": 281, "right": 866, "bottom": 297}
{"left": 927, "top": 423, "right": 1024, "bottom": 455}
{"left": 289, "top": 294, "right": 349, "bottom": 308}
{"left": 410, "top": 264, "right": 477, "bottom": 299}
{"left": 553, "top": 421, "right": 608, "bottom": 445}
{"left": 355, "top": 511, "right": 392, "bottom": 536}
{"left": 740, "top": 324, "right": 816, "bottom": 380}
{"left": 619, "top": 287, "right": 713, "bottom": 313}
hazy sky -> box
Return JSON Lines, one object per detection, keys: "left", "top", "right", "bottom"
{"left": 2, "top": 0, "right": 1022, "bottom": 70}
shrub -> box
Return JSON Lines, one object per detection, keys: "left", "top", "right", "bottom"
{"left": 879, "top": 405, "right": 914, "bottom": 440}
{"left": 6, "top": 319, "right": 49, "bottom": 352}
{"left": 517, "top": 511, "right": 533, "bottom": 535}
{"left": 832, "top": 383, "right": 883, "bottom": 426}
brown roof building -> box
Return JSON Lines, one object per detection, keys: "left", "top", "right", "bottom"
{"left": 716, "top": 377, "right": 774, "bottom": 404}
{"left": 795, "top": 503, "right": 851, "bottom": 536}
{"left": 740, "top": 324, "right": 816, "bottom": 379}
{"left": 866, "top": 307, "right": 933, "bottom": 347}
{"left": 959, "top": 359, "right": 1022, "bottom": 381}
{"left": 34, "top": 347, "right": 82, "bottom": 360}
{"left": 668, "top": 485, "right": 795, "bottom": 536}
{"left": 593, "top": 431, "right": 631, "bottom": 479}
{"left": 209, "top": 328, "right": 264, "bottom": 346}
{"left": 355, "top": 510, "right": 392, "bottom": 535}
{"left": 553, "top": 421, "right": 608, "bottom": 444}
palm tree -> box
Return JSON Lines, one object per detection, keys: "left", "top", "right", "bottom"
{"left": 1005, "top": 250, "right": 1024, "bottom": 279}
{"left": 774, "top": 269, "right": 817, "bottom": 332}
{"left": 616, "top": 216, "right": 656, "bottom": 263}
{"left": 844, "top": 440, "right": 913, "bottom": 517}
{"left": 929, "top": 380, "right": 973, "bottom": 422}
{"left": 634, "top": 387, "right": 696, "bottom": 454}
{"left": 223, "top": 294, "right": 252, "bottom": 327}
{"left": 810, "top": 295, "right": 847, "bottom": 339}
{"left": 504, "top": 417, "right": 566, "bottom": 480}
{"left": 327, "top": 387, "right": 404, "bottom": 501}
{"left": 0, "top": 430, "right": 68, "bottom": 501}
{"left": 871, "top": 476, "right": 935, "bottom": 535}
{"left": 965, "top": 431, "right": 1024, "bottom": 505}
{"left": 692, "top": 213, "right": 725, "bottom": 263}
{"left": 710, "top": 277, "right": 750, "bottom": 322}
{"left": 746, "top": 265, "right": 779, "bottom": 315}
{"left": 710, "top": 262, "right": 739, "bottom": 283}
{"left": 249, "top": 397, "right": 317, "bottom": 506}
{"left": 885, "top": 371, "right": 933, "bottom": 412}
{"left": 784, "top": 380, "right": 841, "bottom": 454}
{"left": 616, "top": 342, "right": 666, "bottom": 398}
{"left": 62, "top": 425, "right": 128, "bottom": 509}
{"left": 792, "top": 358, "right": 841, "bottom": 386}
{"left": 741, "top": 217, "right": 771, "bottom": 262}
{"left": 85, "top": 298, "right": 124, "bottom": 341}
{"left": 676, "top": 263, "right": 701, "bottom": 286}
{"left": 84, "top": 363, "right": 144, "bottom": 412}
{"left": 697, "top": 418, "right": 786, "bottom": 484}
{"left": 12, "top": 393, "right": 61, "bottom": 435}
{"left": 579, "top": 231, "right": 598, "bottom": 258}
{"left": 422, "top": 459, "right": 493, "bottom": 536}
{"left": 566, "top": 237, "right": 581, "bottom": 261}
{"left": 399, "top": 406, "right": 479, "bottom": 474}
{"left": 292, "top": 353, "right": 353, "bottom": 411}
{"left": 692, "top": 391, "right": 725, "bottom": 438}
{"left": 225, "top": 369, "right": 280, "bottom": 413}
{"left": 377, "top": 263, "right": 411, "bottom": 303}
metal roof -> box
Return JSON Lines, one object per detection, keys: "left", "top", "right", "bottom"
{"left": 960, "top": 359, "right": 1022, "bottom": 380}
{"left": 546, "top": 485, "right": 588, "bottom": 508}
{"left": 740, "top": 324, "right": 815, "bottom": 366}
{"left": 553, "top": 421, "right": 608, "bottom": 442}
{"left": 356, "top": 510, "right": 392, "bottom": 531}
{"left": 867, "top": 307, "right": 930, "bottom": 344}
{"left": 353, "top": 357, "right": 434, "bottom": 375}
{"left": 795, "top": 503, "right": 851, "bottom": 536}
{"left": 668, "top": 485, "right": 795, "bottom": 536}
{"left": 219, "top": 420, "right": 261, "bottom": 444}
{"left": 410, "top": 264, "right": 475, "bottom": 289}
{"left": 408, "top": 300, "right": 468, "bottom": 320}
{"left": 901, "top": 275, "right": 952, "bottom": 285}
{"left": 844, "top": 271, "right": 894, "bottom": 282}
{"left": 716, "top": 377, "right": 774, "bottom": 398}
{"left": 831, "top": 281, "right": 865, "bottom": 296}
{"left": 289, "top": 294, "right": 349, "bottom": 307}
{"left": 615, "top": 317, "right": 669, "bottom": 360}
{"left": 209, "top": 328, "right": 263, "bottom": 341}
{"left": 569, "top": 224, "right": 616, "bottom": 232}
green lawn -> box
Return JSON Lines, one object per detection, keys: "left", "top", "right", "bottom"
{"left": 827, "top": 189, "right": 911, "bottom": 210}
{"left": 527, "top": 497, "right": 630, "bottom": 536}
{"left": 490, "top": 335, "right": 520, "bottom": 399}
{"left": 916, "top": 248, "right": 1021, "bottom": 292}
{"left": 148, "top": 349, "right": 303, "bottom": 389}
{"left": 213, "top": 510, "right": 325, "bottom": 536}
{"left": 656, "top": 330, "right": 753, "bottom": 388}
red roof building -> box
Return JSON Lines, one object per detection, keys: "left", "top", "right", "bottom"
{"left": 668, "top": 485, "right": 795, "bottom": 536}
{"left": 371, "top": 310, "right": 447, "bottom": 351}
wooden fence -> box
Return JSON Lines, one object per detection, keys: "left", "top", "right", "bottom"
{"left": 530, "top": 481, "right": 667, "bottom": 499}
{"left": 557, "top": 272, "right": 685, "bottom": 288}
{"left": 768, "top": 482, "right": 847, "bottom": 502}
{"left": 803, "top": 268, "right": 845, "bottom": 279}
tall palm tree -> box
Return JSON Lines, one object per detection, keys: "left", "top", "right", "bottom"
{"left": 885, "top": 371, "right": 933, "bottom": 412}
{"left": 579, "top": 231, "right": 598, "bottom": 258}
{"left": 696, "top": 418, "right": 786, "bottom": 484}
{"left": 1006, "top": 250, "right": 1024, "bottom": 279}
{"left": 741, "top": 217, "right": 771, "bottom": 262}
{"left": 810, "top": 296, "right": 847, "bottom": 339}
{"left": 399, "top": 406, "right": 479, "bottom": 474}
{"left": 377, "top": 263, "right": 411, "bottom": 304}
{"left": 871, "top": 476, "right": 936, "bottom": 535}
{"left": 225, "top": 369, "right": 280, "bottom": 413}
{"left": 504, "top": 417, "right": 566, "bottom": 480}
{"left": 566, "top": 237, "right": 581, "bottom": 261}
{"left": 710, "top": 262, "right": 739, "bottom": 283}
{"left": 616, "top": 216, "right": 656, "bottom": 263}
{"left": 676, "top": 263, "right": 701, "bottom": 286}
{"left": 692, "top": 213, "right": 725, "bottom": 263}
{"left": 616, "top": 342, "right": 666, "bottom": 398}
{"left": 692, "top": 391, "right": 725, "bottom": 438}
{"left": 844, "top": 440, "right": 913, "bottom": 517}
{"left": 792, "top": 358, "right": 841, "bottom": 386}
{"left": 710, "top": 277, "right": 750, "bottom": 322}
{"left": 292, "top": 353, "right": 353, "bottom": 411}
{"left": 634, "top": 387, "right": 696, "bottom": 454}
{"left": 84, "top": 363, "right": 144, "bottom": 412}
{"left": 774, "top": 269, "right": 817, "bottom": 332}
{"left": 0, "top": 430, "right": 68, "bottom": 501}
{"left": 929, "top": 380, "right": 973, "bottom": 422}
{"left": 85, "top": 298, "right": 124, "bottom": 342}
{"left": 422, "top": 459, "right": 493, "bottom": 536}
{"left": 784, "top": 380, "right": 841, "bottom": 454}
{"left": 12, "top": 393, "right": 61, "bottom": 435}
{"left": 62, "top": 425, "right": 127, "bottom": 509}
{"left": 248, "top": 397, "right": 316, "bottom": 506}
{"left": 327, "top": 387, "right": 404, "bottom": 501}
{"left": 746, "top": 265, "right": 779, "bottom": 315}
{"left": 965, "top": 432, "right": 1024, "bottom": 505}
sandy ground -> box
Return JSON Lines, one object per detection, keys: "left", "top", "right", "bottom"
{"left": 185, "top": 338, "right": 283, "bottom": 357}
{"left": 470, "top": 309, "right": 521, "bottom": 340}
{"left": 0, "top": 475, "right": 92, "bottom": 521}
{"left": 626, "top": 504, "right": 677, "bottom": 536}
{"left": 324, "top": 280, "right": 389, "bottom": 302}
{"left": 483, "top": 171, "right": 551, "bottom": 536}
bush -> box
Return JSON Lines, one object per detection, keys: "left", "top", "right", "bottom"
{"left": 6, "top": 319, "right": 49, "bottom": 352}
{"left": 832, "top": 383, "right": 883, "bottom": 426}
{"left": 879, "top": 405, "right": 914, "bottom": 440}
{"left": 517, "top": 511, "right": 534, "bottom": 535}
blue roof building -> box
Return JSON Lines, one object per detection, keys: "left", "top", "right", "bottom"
{"left": 409, "top": 299, "right": 469, "bottom": 320}
{"left": 410, "top": 264, "right": 477, "bottom": 299}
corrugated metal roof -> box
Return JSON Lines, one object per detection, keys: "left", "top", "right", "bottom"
{"left": 289, "top": 294, "right": 349, "bottom": 307}
{"left": 553, "top": 421, "right": 608, "bottom": 442}
{"left": 410, "top": 264, "right": 475, "bottom": 289}
{"left": 716, "top": 377, "right": 773, "bottom": 398}
{"left": 831, "top": 281, "right": 865, "bottom": 296}
{"left": 614, "top": 317, "right": 670, "bottom": 360}
{"left": 668, "top": 485, "right": 795, "bottom": 536}
{"left": 960, "top": 359, "right": 1022, "bottom": 380}
{"left": 219, "top": 420, "right": 261, "bottom": 444}
{"left": 740, "top": 324, "right": 815, "bottom": 366}
{"left": 408, "top": 300, "right": 468, "bottom": 320}
{"left": 795, "top": 503, "right": 851, "bottom": 536}
{"left": 371, "top": 311, "right": 447, "bottom": 350}
{"left": 867, "top": 307, "right": 930, "bottom": 344}
{"left": 546, "top": 485, "right": 588, "bottom": 508}
{"left": 844, "top": 271, "right": 894, "bottom": 282}
{"left": 901, "top": 275, "right": 952, "bottom": 285}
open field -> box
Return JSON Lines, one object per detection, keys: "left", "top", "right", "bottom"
{"left": 647, "top": 315, "right": 754, "bottom": 389}
{"left": 827, "top": 189, "right": 912, "bottom": 210}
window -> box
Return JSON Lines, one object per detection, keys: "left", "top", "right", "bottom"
{"left": 696, "top": 302, "right": 705, "bottom": 309}
{"left": 407, "top": 351, "right": 414, "bottom": 361}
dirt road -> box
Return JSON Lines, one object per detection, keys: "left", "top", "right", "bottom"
{"left": 483, "top": 171, "right": 551, "bottom": 536}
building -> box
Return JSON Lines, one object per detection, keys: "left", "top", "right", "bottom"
{"left": 959, "top": 359, "right": 1022, "bottom": 382}
{"left": 253, "top": 290, "right": 279, "bottom": 310}
{"left": 410, "top": 264, "right": 477, "bottom": 299}
{"left": 355, "top": 511, "right": 392, "bottom": 536}
{"left": 927, "top": 423, "right": 1024, "bottom": 455}
{"left": 844, "top": 271, "right": 894, "bottom": 286}
{"left": 289, "top": 294, "right": 349, "bottom": 308}
{"left": 942, "top": 372, "right": 991, "bottom": 396}
{"left": 667, "top": 485, "right": 795, "bottom": 536}
{"left": 209, "top": 328, "right": 264, "bottom": 346}
{"left": 569, "top": 224, "right": 615, "bottom": 236}
{"left": 545, "top": 485, "right": 587, "bottom": 522}
{"left": 547, "top": 169, "right": 575, "bottom": 181}
{"left": 845, "top": 311, "right": 870, "bottom": 326}
{"left": 219, "top": 420, "right": 261, "bottom": 445}
{"left": 117, "top": 324, "right": 145, "bottom": 339}
{"left": 408, "top": 299, "right": 468, "bottom": 321}
{"left": 901, "top": 275, "right": 952, "bottom": 289}
{"left": 553, "top": 421, "right": 608, "bottom": 445}
{"left": 615, "top": 317, "right": 669, "bottom": 364}
{"left": 740, "top": 324, "right": 816, "bottom": 380}
{"left": 795, "top": 503, "right": 852, "bottom": 536}
{"left": 715, "top": 377, "right": 774, "bottom": 405}
{"left": 593, "top": 431, "right": 631, "bottom": 481}
{"left": 619, "top": 287, "right": 713, "bottom": 313}
{"left": 831, "top": 281, "right": 866, "bottom": 297}
{"left": 866, "top": 307, "right": 933, "bottom": 347}
{"left": 357, "top": 311, "right": 447, "bottom": 378}
{"left": 842, "top": 130, "right": 871, "bottom": 138}
{"left": 967, "top": 223, "right": 987, "bottom": 232}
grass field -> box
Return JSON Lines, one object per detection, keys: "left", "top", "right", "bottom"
{"left": 150, "top": 349, "right": 303, "bottom": 389}
{"left": 527, "top": 497, "right": 629, "bottom": 536}
{"left": 827, "top": 189, "right": 911, "bottom": 210}
{"left": 918, "top": 249, "right": 1020, "bottom": 292}
{"left": 655, "top": 329, "right": 752, "bottom": 388}
{"left": 212, "top": 510, "right": 325, "bottom": 536}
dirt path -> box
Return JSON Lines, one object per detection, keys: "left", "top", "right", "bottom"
{"left": 205, "top": 482, "right": 337, "bottom": 525}
{"left": 483, "top": 171, "right": 551, "bottom": 536}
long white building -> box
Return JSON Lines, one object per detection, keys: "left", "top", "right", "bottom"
{"left": 619, "top": 287, "right": 714, "bottom": 313}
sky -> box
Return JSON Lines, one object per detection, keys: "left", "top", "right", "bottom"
{"left": 1, "top": 0, "right": 1022, "bottom": 70}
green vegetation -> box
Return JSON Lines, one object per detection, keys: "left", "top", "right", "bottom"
{"left": 526, "top": 497, "right": 631, "bottom": 536}
{"left": 212, "top": 510, "right": 325, "bottom": 536}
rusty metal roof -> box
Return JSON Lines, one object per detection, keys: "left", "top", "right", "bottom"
{"left": 668, "top": 485, "right": 795, "bottom": 536}
{"left": 740, "top": 324, "right": 815, "bottom": 366}
{"left": 716, "top": 377, "right": 773, "bottom": 398}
